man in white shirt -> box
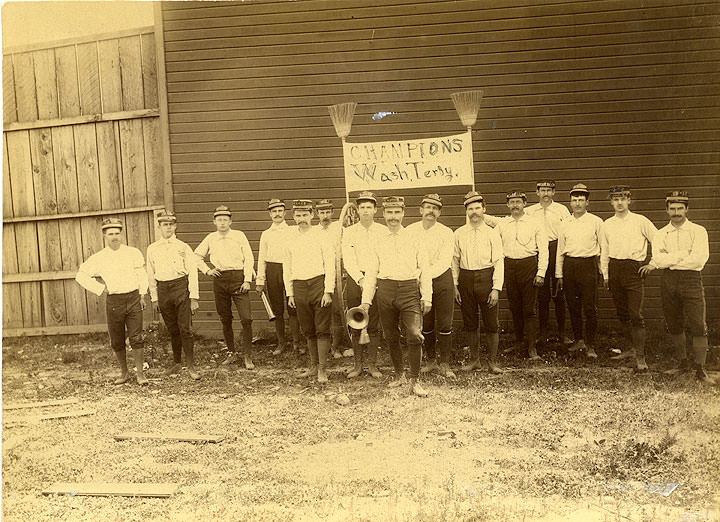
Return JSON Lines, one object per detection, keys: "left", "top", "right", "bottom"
{"left": 147, "top": 211, "right": 200, "bottom": 380}
{"left": 315, "top": 199, "right": 351, "bottom": 359}
{"left": 255, "top": 199, "right": 302, "bottom": 357}
{"left": 497, "top": 190, "right": 549, "bottom": 361}
{"left": 600, "top": 186, "right": 658, "bottom": 372}
{"left": 526, "top": 180, "right": 572, "bottom": 344}
{"left": 284, "top": 200, "right": 336, "bottom": 383}
{"left": 195, "top": 205, "right": 256, "bottom": 370}
{"left": 407, "top": 194, "right": 456, "bottom": 379}
{"left": 361, "top": 196, "right": 433, "bottom": 397}
{"left": 341, "top": 191, "right": 387, "bottom": 379}
{"left": 555, "top": 184, "right": 603, "bottom": 359}
{"left": 639, "top": 191, "right": 712, "bottom": 383}
{"left": 75, "top": 218, "right": 149, "bottom": 385}
{"left": 452, "top": 191, "right": 505, "bottom": 374}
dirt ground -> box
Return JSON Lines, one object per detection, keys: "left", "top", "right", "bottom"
{"left": 2, "top": 328, "right": 719, "bottom": 522}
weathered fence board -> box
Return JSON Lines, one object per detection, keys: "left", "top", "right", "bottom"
{"left": 13, "top": 52, "right": 38, "bottom": 122}
{"left": 3, "top": 54, "right": 17, "bottom": 123}
{"left": 55, "top": 45, "right": 81, "bottom": 118}
{"left": 98, "top": 39, "right": 122, "bottom": 113}
{"left": 119, "top": 36, "right": 144, "bottom": 111}
{"left": 76, "top": 42, "right": 101, "bottom": 115}
{"left": 33, "top": 49, "right": 59, "bottom": 120}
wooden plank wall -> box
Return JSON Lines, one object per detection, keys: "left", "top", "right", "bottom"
{"left": 2, "top": 28, "right": 162, "bottom": 336}
{"left": 161, "top": 0, "right": 720, "bottom": 338}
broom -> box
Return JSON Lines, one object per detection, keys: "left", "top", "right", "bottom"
{"left": 328, "top": 102, "right": 357, "bottom": 140}
{"left": 451, "top": 89, "right": 484, "bottom": 129}
{"left": 451, "top": 90, "right": 484, "bottom": 192}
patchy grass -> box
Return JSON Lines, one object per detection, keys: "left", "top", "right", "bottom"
{"left": 2, "top": 328, "right": 719, "bottom": 522}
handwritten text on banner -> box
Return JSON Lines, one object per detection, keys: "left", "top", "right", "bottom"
{"left": 343, "top": 131, "right": 474, "bottom": 192}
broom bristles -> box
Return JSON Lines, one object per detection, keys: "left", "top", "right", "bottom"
{"left": 328, "top": 102, "right": 357, "bottom": 138}
{"left": 451, "top": 90, "right": 484, "bottom": 128}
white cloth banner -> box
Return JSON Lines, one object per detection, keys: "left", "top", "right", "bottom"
{"left": 343, "top": 131, "right": 474, "bottom": 193}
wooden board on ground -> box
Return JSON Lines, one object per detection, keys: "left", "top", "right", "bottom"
{"left": 113, "top": 432, "right": 225, "bottom": 443}
{"left": 42, "top": 482, "right": 179, "bottom": 498}
{"left": 6, "top": 409, "right": 96, "bottom": 425}
{"left": 3, "top": 398, "right": 80, "bottom": 410}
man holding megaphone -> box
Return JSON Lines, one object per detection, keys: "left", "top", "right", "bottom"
{"left": 341, "top": 191, "right": 387, "bottom": 379}
{"left": 361, "top": 196, "right": 433, "bottom": 398}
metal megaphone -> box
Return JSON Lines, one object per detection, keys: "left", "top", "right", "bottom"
{"left": 346, "top": 306, "right": 370, "bottom": 344}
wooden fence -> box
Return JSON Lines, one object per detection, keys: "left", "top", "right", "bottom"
{"left": 2, "top": 27, "right": 164, "bottom": 336}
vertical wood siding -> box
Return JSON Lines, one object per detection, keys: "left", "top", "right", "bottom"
{"left": 161, "top": 0, "right": 719, "bottom": 337}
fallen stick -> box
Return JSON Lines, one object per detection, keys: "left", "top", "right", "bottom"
{"left": 42, "top": 482, "right": 179, "bottom": 498}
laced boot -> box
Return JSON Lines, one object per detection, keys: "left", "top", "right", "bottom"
{"left": 113, "top": 349, "right": 130, "bottom": 384}
{"left": 272, "top": 318, "right": 286, "bottom": 356}
{"left": 610, "top": 323, "right": 635, "bottom": 360}
{"left": 461, "top": 331, "right": 482, "bottom": 371}
{"left": 347, "top": 335, "right": 364, "bottom": 379}
{"left": 365, "top": 337, "right": 382, "bottom": 378}
{"left": 632, "top": 327, "right": 648, "bottom": 373}
{"left": 486, "top": 333, "right": 504, "bottom": 374}
{"left": 664, "top": 333, "right": 690, "bottom": 375}
{"left": 692, "top": 336, "right": 714, "bottom": 384}
{"left": 388, "top": 372, "right": 408, "bottom": 388}
{"left": 133, "top": 347, "right": 149, "bottom": 385}
{"left": 298, "top": 338, "right": 318, "bottom": 378}
{"left": 409, "top": 378, "right": 428, "bottom": 397}
{"left": 317, "top": 337, "right": 330, "bottom": 384}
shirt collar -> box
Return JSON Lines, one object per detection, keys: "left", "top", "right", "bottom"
{"left": 668, "top": 219, "right": 692, "bottom": 231}
{"left": 270, "top": 221, "right": 287, "bottom": 230}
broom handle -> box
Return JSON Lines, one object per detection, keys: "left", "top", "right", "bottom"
{"left": 342, "top": 137, "right": 350, "bottom": 204}
{"left": 467, "top": 127, "right": 476, "bottom": 191}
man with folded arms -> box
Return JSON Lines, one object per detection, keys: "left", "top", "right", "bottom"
{"left": 600, "top": 186, "right": 657, "bottom": 372}
{"left": 284, "top": 200, "right": 336, "bottom": 383}
{"left": 195, "top": 205, "right": 256, "bottom": 370}
{"left": 147, "top": 211, "right": 200, "bottom": 380}
{"left": 555, "top": 184, "right": 603, "bottom": 360}
{"left": 407, "top": 194, "right": 456, "bottom": 379}
{"left": 497, "top": 190, "right": 549, "bottom": 361}
{"left": 361, "top": 196, "right": 432, "bottom": 397}
{"left": 639, "top": 190, "right": 712, "bottom": 383}
{"left": 453, "top": 191, "right": 505, "bottom": 374}
{"left": 255, "top": 198, "right": 302, "bottom": 356}
{"left": 75, "top": 218, "right": 149, "bottom": 385}
{"left": 341, "top": 191, "right": 387, "bottom": 379}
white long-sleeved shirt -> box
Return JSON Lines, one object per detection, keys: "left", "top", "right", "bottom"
{"left": 600, "top": 211, "right": 658, "bottom": 279}
{"left": 555, "top": 212, "right": 603, "bottom": 278}
{"left": 525, "top": 201, "right": 571, "bottom": 241}
{"left": 361, "top": 226, "right": 432, "bottom": 304}
{"left": 194, "top": 229, "right": 255, "bottom": 282}
{"left": 75, "top": 244, "right": 148, "bottom": 297}
{"left": 315, "top": 221, "right": 342, "bottom": 257}
{"left": 341, "top": 221, "right": 388, "bottom": 284}
{"left": 283, "top": 226, "right": 335, "bottom": 297}
{"left": 451, "top": 221, "right": 505, "bottom": 290}
{"left": 406, "top": 220, "right": 454, "bottom": 281}
{"left": 256, "top": 221, "right": 293, "bottom": 286}
{"left": 497, "top": 214, "right": 549, "bottom": 277}
{"left": 651, "top": 219, "right": 709, "bottom": 272}
{"left": 146, "top": 235, "right": 199, "bottom": 302}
